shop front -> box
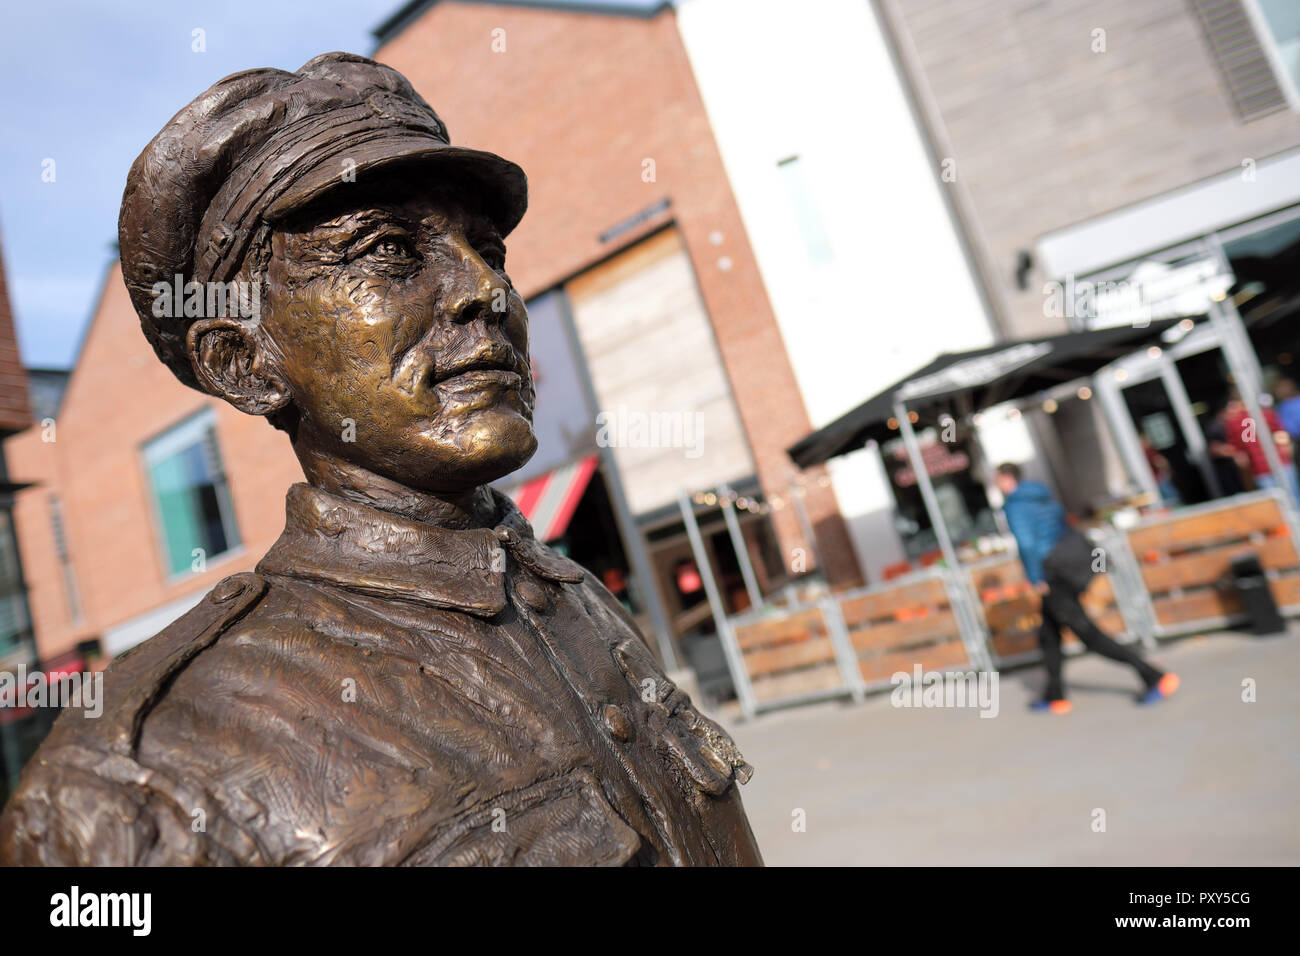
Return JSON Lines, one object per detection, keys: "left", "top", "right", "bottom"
{"left": 715, "top": 316, "right": 1299, "bottom": 717}
{"left": 1073, "top": 208, "right": 1300, "bottom": 518}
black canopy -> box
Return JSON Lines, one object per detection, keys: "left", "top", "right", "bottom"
{"left": 788, "top": 319, "right": 1186, "bottom": 468}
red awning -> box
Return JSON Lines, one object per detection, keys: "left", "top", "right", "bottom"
{"left": 504, "top": 455, "right": 598, "bottom": 542}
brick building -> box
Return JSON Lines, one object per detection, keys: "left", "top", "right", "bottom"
{"left": 4, "top": 0, "right": 865, "bottom": 695}
{"left": 0, "top": 231, "right": 37, "bottom": 798}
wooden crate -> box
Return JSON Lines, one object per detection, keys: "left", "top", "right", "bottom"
{"left": 1128, "top": 498, "right": 1285, "bottom": 553}
{"left": 731, "top": 606, "right": 844, "bottom": 703}
{"left": 1126, "top": 495, "right": 1300, "bottom": 630}
{"left": 858, "top": 639, "right": 969, "bottom": 683}
{"left": 971, "top": 555, "right": 1121, "bottom": 660}
{"left": 837, "top": 574, "right": 969, "bottom": 684}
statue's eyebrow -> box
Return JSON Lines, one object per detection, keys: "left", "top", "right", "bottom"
{"left": 291, "top": 208, "right": 412, "bottom": 257}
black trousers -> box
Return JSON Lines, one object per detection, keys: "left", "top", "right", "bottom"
{"left": 1038, "top": 576, "right": 1162, "bottom": 701}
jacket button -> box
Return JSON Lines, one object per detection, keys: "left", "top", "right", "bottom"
{"left": 515, "top": 576, "right": 550, "bottom": 612}
{"left": 602, "top": 704, "right": 633, "bottom": 741}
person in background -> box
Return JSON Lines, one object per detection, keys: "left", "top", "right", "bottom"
{"left": 1275, "top": 377, "right": 1300, "bottom": 443}
{"left": 1220, "top": 389, "right": 1300, "bottom": 503}
{"left": 1205, "top": 416, "right": 1247, "bottom": 497}
{"left": 1140, "top": 433, "right": 1180, "bottom": 505}
{"left": 1273, "top": 377, "right": 1300, "bottom": 494}
{"left": 994, "top": 463, "right": 1178, "bottom": 713}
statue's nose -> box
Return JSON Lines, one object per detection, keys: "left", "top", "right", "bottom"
{"left": 445, "top": 245, "right": 508, "bottom": 325}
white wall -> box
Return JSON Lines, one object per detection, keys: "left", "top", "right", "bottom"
{"left": 676, "top": 0, "right": 1022, "bottom": 579}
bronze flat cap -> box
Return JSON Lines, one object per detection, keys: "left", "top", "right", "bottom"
{"left": 119, "top": 51, "right": 528, "bottom": 390}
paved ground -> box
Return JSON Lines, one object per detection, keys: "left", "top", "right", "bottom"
{"left": 712, "top": 628, "right": 1300, "bottom": 865}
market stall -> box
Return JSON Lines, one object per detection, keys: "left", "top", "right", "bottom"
{"left": 785, "top": 321, "right": 1191, "bottom": 676}
{"left": 682, "top": 314, "right": 1299, "bottom": 715}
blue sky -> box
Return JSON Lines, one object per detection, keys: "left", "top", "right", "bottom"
{"left": 0, "top": 0, "right": 658, "bottom": 368}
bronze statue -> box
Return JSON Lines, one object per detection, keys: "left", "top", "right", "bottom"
{"left": 0, "top": 53, "right": 762, "bottom": 866}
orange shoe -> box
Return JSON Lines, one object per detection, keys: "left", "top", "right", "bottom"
{"left": 1030, "top": 699, "right": 1072, "bottom": 714}
{"left": 1139, "top": 672, "right": 1179, "bottom": 705}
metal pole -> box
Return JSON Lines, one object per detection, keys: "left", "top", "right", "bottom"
{"left": 678, "top": 490, "right": 758, "bottom": 719}
{"left": 894, "top": 401, "right": 993, "bottom": 671}
{"left": 895, "top": 402, "right": 962, "bottom": 573}
{"left": 1095, "top": 373, "right": 1162, "bottom": 503}
{"left": 788, "top": 481, "right": 822, "bottom": 576}
{"left": 718, "top": 484, "right": 762, "bottom": 610}
{"left": 820, "top": 596, "right": 866, "bottom": 704}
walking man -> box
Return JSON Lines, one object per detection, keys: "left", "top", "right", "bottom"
{"left": 994, "top": 463, "right": 1179, "bottom": 713}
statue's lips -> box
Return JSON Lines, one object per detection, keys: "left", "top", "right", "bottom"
{"left": 434, "top": 368, "right": 523, "bottom": 391}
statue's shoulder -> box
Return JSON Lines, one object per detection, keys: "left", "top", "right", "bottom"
{"left": 0, "top": 571, "right": 269, "bottom": 865}
{"left": 84, "top": 571, "right": 269, "bottom": 749}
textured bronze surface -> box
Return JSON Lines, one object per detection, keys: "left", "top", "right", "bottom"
{"left": 0, "top": 53, "right": 761, "bottom": 866}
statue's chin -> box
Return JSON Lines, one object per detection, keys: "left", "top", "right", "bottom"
{"left": 422, "top": 410, "right": 539, "bottom": 489}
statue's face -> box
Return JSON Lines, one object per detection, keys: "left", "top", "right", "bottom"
{"left": 259, "top": 177, "right": 537, "bottom": 492}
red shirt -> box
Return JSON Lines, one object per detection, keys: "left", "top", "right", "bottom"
{"left": 1223, "top": 406, "right": 1293, "bottom": 475}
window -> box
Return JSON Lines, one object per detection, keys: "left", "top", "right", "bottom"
{"left": 0, "top": 509, "right": 31, "bottom": 656}
{"left": 142, "top": 410, "right": 239, "bottom": 577}
{"left": 48, "top": 496, "right": 82, "bottom": 622}
{"left": 1247, "top": 0, "right": 1300, "bottom": 109}
{"left": 777, "top": 155, "right": 834, "bottom": 265}
{"left": 1190, "top": 0, "right": 1292, "bottom": 119}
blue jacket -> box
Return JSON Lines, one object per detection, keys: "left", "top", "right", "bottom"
{"left": 1002, "top": 480, "right": 1067, "bottom": 585}
{"left": 1279, "top": 396, "right": 1300, "bottom": 440}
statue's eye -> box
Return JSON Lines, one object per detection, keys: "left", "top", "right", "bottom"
{"left": 370, "top": 237, "right": 413, "bottom": 259}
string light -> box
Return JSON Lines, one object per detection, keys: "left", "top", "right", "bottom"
{"left": 1043, "top": 398, "right": 1058, "bottom": 414}
{"left": 1077, "top": 386, "right": 1092, "bottom": 400}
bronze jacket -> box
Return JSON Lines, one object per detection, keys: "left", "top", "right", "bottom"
{"left": 0, "top": 483, "right": 762, "bottom": 866}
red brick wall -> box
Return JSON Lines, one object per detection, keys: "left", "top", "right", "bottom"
{"left": 0, "top": 234, "right": 32, "bottom": 433}
{"left": 7, "top": 264, "right": 303, "bottom": 661}
{"left": 378, "top": 2, "right": 861, "bottom": 587}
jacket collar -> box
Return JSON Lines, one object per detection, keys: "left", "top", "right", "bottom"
{"left": 257, "top": 483, "right": 585, "bottom": 617}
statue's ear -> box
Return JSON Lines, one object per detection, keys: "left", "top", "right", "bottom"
{"left": 187, "top": 318, "right": 291, "bottom": 416}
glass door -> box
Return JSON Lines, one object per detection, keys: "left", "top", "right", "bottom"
{"left": 1119, "top": 375, "right": 1211, "bottom": 505}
